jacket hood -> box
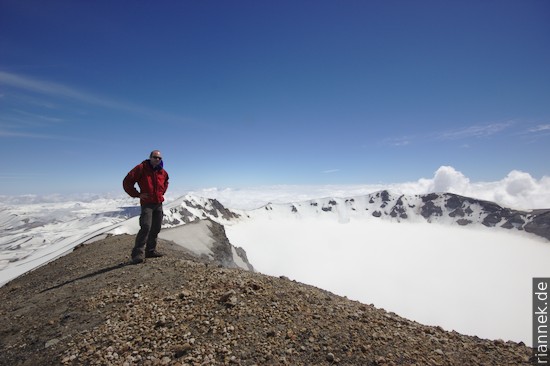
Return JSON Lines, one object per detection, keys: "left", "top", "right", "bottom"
{"left": 145, "top": 159, "right": 164, "bottom": 171}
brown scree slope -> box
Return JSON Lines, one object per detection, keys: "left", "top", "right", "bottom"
{"left": 0, "top": 230, "right": 533, "bottom": 365}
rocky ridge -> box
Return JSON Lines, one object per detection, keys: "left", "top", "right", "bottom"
{"left": 250, "top": 191, "right": 550, "bottom": 241}
{"left": 162, "top": 196, "right": 241, "bottom": 228}
{"left": 0, "top": 226, "right": 535, "bottom": 366}
{"left": 156, "top": 220, "right": 254, "bottom": 272}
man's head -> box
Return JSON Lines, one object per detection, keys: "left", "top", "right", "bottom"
{"left": 149, "top": 150, "right": 163, "bottom": 168}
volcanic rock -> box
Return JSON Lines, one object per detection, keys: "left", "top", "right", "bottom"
{"left": 0, "top": 229, "right": 534, "bottom": 365}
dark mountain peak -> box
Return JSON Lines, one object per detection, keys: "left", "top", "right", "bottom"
{"left": 163, "top": 195, "right": 241, "bottom": 226}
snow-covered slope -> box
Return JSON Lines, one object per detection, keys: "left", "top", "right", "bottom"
{"left": 0, "top": 195, "right": 248, "bottom": 287}
{"left": 0, "top": 198, "right": 140, "bottom": 287}
{"left": 243, "top": 190, "right": 550, "bottom": 241}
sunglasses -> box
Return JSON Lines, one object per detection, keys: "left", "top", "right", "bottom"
{"left": 151, "top": 156, "right": 162, "bottom": 160}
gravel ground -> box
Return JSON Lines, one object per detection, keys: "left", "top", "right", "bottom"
{"left": 0, "top": 231, "right": 534, "bottom": 365}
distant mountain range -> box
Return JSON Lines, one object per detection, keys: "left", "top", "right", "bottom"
{"left": 164, "top": 191, "right": 550, "bottom": 241}
{"left": 1, "top": 191, "right": 548, "bottom": 287}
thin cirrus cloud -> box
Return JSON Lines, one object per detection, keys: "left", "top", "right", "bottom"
{"left": 12, "top": 110, "right": 65, "bottom": 123}
{"left": 434, "top": 121, "right": 515, "bottom": 140}
{"left": 0, "top": 70, "right": 138, "bottom": 140}
{"left": 0, "top": 128, "right": 61, "bottom": 139}
{"left": 382, "top": 136, "right": 413, "bottom": 147}
{"left": 0, "top": 70, "right": 199, "bottom": 131}
{"left": 0, "top": 70, "right": 140, "bottom": 112}
{"left": 382, "top": 121, "right": 515, "bottom": 147}
{"left": 527, "top": 124, "right": 550, "bottom": 133}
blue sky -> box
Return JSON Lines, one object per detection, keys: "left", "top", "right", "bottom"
{"left": 1, "top": 0, "right": 549, "bottom": 196}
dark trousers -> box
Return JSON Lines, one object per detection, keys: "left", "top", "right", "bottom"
{"left": 132, "top": 203, "right": 163, "bottom": 258}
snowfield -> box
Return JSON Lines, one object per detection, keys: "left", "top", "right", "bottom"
{"left": 0, "top": 197, "right": 139, "bottom": 287}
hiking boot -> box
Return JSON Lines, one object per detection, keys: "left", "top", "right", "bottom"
{"left": 131, "top": 254, "right": 144, "bottom": 264}
{"left": 145, "top": 250, "right": 163, "bottom": 258}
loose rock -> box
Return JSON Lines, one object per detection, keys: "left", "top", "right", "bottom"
{"left": 0, "top": 233, "right": 535, "bottom": 366}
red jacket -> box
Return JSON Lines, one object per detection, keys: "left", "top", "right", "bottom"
{"left": 123, "top": 160, "right": 169, "bottom": 205}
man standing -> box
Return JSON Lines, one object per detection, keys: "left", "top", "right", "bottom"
{"left": 123, "top": 150, "right": 169, "bottom": 264}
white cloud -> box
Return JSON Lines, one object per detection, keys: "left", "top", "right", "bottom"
{"left": 502, "top": 170, "right": 536, "bottom": 196}
{"left": 412, "top": 167, "right": 550, "bottom": 210}
{"left": 428, "top": 165, "right": 470, "bottom": 193}
{"left": 395, "top": 167, "right": 550, "bottom": 210}
{"left": 189, "top": 166, "right": 550, "bottom": 210}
